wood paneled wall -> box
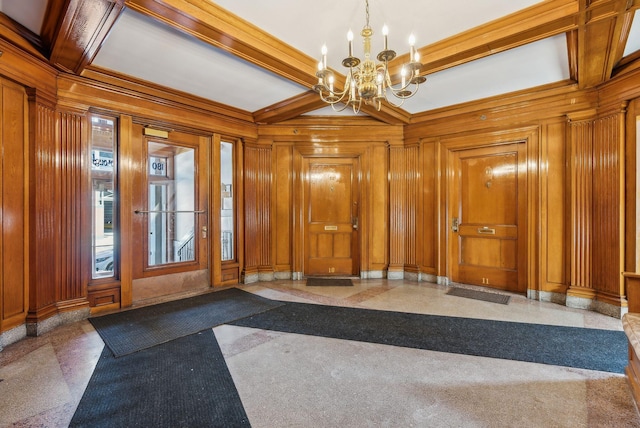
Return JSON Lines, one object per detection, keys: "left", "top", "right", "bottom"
{"left": 259, "top": 119, "right": 399, "bottom": 278}
{"left": 26, "top": 89, "right": 62, "bottom": 326}
{"left": 2, "top": 21, "right": 640, "bottom": 339}
{"left": 568, "top": 112, "right": 595, "bottom": 298}
{"left": 0, "top": 79, "right": 28, "bottom": 334}
{"left": 592, "top": 106, "right": 626, "bottom": 305}
{"left": 566, "top": 105, "right": 627, "bottom": 308}
{"left": 243, "top": 142, "right": 272, "bottom": 280}
{"left": 58, "top": 110, "right": 85, "bottom": 304}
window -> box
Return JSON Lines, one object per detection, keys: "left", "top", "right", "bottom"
{"left": 147, "top": 141, "right": 196, "bottom": 266}
{"left": 221, "top": 141, "right": 234, "bottom": 261}
{"left": 90, "top": 116, "right": 117, "bottom": 278}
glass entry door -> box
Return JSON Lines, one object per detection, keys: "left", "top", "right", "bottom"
{"left": 130, "top": 128, "right": 209, "bottom": 297}
{"left": 146, "top": 141, "right": 198, "bottom": 267}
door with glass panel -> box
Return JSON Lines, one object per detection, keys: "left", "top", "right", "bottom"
{"left": 131, "top": 129, "right": 209, "bottom": 300}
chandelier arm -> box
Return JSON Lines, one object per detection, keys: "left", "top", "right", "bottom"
{"left": 330, "top": 101, "right": 353, "bottom": 113}
{"left": 318, "top": 87, "right": 349, "bottom": 104}
{"left": 384, "top": 70, "right": 412, "bottom": 94}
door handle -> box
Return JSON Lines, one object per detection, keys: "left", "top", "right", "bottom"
{"left": 352, "top": 216, "right": 358, "bottom": 230}
{"left": 201, "top": 226, "right": 208, "bottom": 238}
{"left": 451, "top": 217, "right": 459, "bottom": 232}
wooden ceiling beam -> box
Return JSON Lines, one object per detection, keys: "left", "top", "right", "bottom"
{"left": 576, "top": 0, "right": 634, "bottom": 88}
{"left": 126, "top": 0, "right": 411, "bottom": 124}
{"left": 388, "top": 0, "right": 579, "bottom": 79}
{"left": 125, "top": 0, "right": 319, "bottom": 88}
{"left": 42, "top": 0, "right": 124, "bottom": 74}
{"left": 253, "top": 92, "right": 327, "bottom": 124}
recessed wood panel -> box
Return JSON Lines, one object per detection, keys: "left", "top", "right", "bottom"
{"left": 1, "top": 80, "right": 27, "bottom": 330}
{"left": 461, "top": 153, "right": 518, "bottom": 225}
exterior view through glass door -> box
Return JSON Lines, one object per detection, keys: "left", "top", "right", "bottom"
{"left": 147, "top": 141, "right": 198, "bottom": 266}
{"left": 129, "top": 127, "right": 209, "bottom": 303}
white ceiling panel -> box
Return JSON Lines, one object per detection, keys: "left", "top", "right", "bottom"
{"left": 92, "top": 8, "right": 306, "bottom": 112}
{"left": 213, "top": 0, "right": 542, "bottom": 73}
{"left": 624, "top": 10, "right": 640, "bottom": 57}
{"left": 398, "top": 35, "right": 570, "bottom": 114}
{"left": 0, "top": 0, "right": 47, "bottom": 35}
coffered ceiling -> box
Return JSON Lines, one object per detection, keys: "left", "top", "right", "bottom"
{"left": 1, "top": 0, "right": 639, "bottom": 124}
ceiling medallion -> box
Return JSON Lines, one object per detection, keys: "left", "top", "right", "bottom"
{"left": 313, "top": 0, "right": 426, "bottom": 113}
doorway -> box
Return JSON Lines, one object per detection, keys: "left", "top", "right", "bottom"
{"left": 303, "top": 157, "right": 360, "bottom": 276}
{"left": 448, "top": 142, "right": 527, "bottom": 293}
{"left": 130, "top": 127, "right": 210, "bottom": 301}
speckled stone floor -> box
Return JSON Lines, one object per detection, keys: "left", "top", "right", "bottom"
{"left": 1, "top": 279, "right": 638, "bottom": 427}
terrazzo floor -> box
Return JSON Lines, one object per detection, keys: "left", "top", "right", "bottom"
{"left": 1, "top": 279, "right": 638, "bottom": 427}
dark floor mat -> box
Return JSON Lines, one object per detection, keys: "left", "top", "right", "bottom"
{"left": 69, "top": 330, "right": 250, "bottom": 427}
{"left": 446, "top": 287, "right": 510, "bottom": 304}
{"left": 231, "top": 302, "right": 627, "bottom": 373}
{"left": 89, "top": 287, "right": 284, "bottom": 357}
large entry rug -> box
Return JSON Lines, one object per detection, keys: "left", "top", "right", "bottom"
{"left": 69, "top": 329, "right": 250, "bottom": 427}
{"left": 230, "top": 302, "right": 627, "bottom": 373}
{"left": 89, "top": 287, "right": 284, "bottom": 357}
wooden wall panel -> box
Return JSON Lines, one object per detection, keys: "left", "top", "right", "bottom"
{"left": 592, "top": 108, "right": 626, "bottom": 303}
{"left": 420, "top": 140, "right": 437, "bottom": 274}
{"left": 243, "top": 143, "right": 272, "bottom": 277}
{"left": 369, "top": 144, "right": 389, "bottom": 272}
{"left": 539, "top": 120, "right": 567, "bottom": 292}
{"left": 568, "top": 114, "right": 594, "bottom": 298}
{"left": 26, "top": 90, "right": 59, "bottom": 324}
{"left": 0, "top": 80, "right": 28, "bottom": 332}
{"left": 58, "top": 111, "right": 85, "bottom": 302}
{"left": 273, "top": 144, "right": 293, "bottom": 272}
{"left": 404, "top": 145, "right": 420, "bottom": 270}
{"left": 388, "top": 146, "right": 404, "bottom": 273}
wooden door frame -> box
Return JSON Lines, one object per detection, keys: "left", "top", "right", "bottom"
{"left": 438, "top": 126, "right": 539, "bottom": 293}
{"left": 292, "top": 145, "right": 368, "bottom": 278}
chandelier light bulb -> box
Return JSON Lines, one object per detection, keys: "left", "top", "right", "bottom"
{"left": 408, "top": 34, "right": 416, "bottom": 61}
{"left": 382, "top": 25, "right": 389, "bottom": 50}
{"left": 347, "top": 30, "right": 354, "bottom": 57}
{"left": 321, "top": 44, "right": 327, "bottom": 68}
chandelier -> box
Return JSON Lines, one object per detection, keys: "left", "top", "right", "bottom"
{"left": 313, "top": 0, "right": 426, "bottom": 113}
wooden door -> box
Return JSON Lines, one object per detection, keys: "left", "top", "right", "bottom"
{"left": 304, "top": 157, "right": 359, "bottom": 276}
{"left": 449, "top": 143, "right": 527, "bottom": 292}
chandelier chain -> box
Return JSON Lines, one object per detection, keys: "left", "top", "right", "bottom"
{"left": 365, "top": 0, "right": 370, "bottom": 28}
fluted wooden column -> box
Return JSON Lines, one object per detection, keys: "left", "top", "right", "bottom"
{"left": 567, "top": 111, "right": 595, "bottom": 300}
{"left": 243, "top": 142, "right": 272, "bottom": 282}
{"left": 592, "top": 105, "right": 626, "bottom": 307}
{"left": 404, "top": 144, "right": 420, "bottom": 273}
{"left": 388, "top": 145, "right": 405, "bottom": 277}
{"left": 26, "top": 89, "right": 60, "bottom": 330}
{"left": 57, "top": 108, "right": 88, "bottom": 309}
{"left": 567, "top": 105, "right": 627, "bottom": 312}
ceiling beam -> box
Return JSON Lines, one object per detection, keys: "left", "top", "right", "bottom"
{"left": 253, "top": 92, "right": 327, "bottom": 124}
{"left": 126, "top": 0, "right": 411, "bottom": 124}
{"left": 387, "top": 0, "right": 579, "bottom": 79}
{"left": 125, "top": 0, "right": 319, "bottom": 88}
{"left": 42, "top": 0, "right": 125, "bottom": 74}
{"left": 576, "top": 0, "right": 634, "bottom": 88}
